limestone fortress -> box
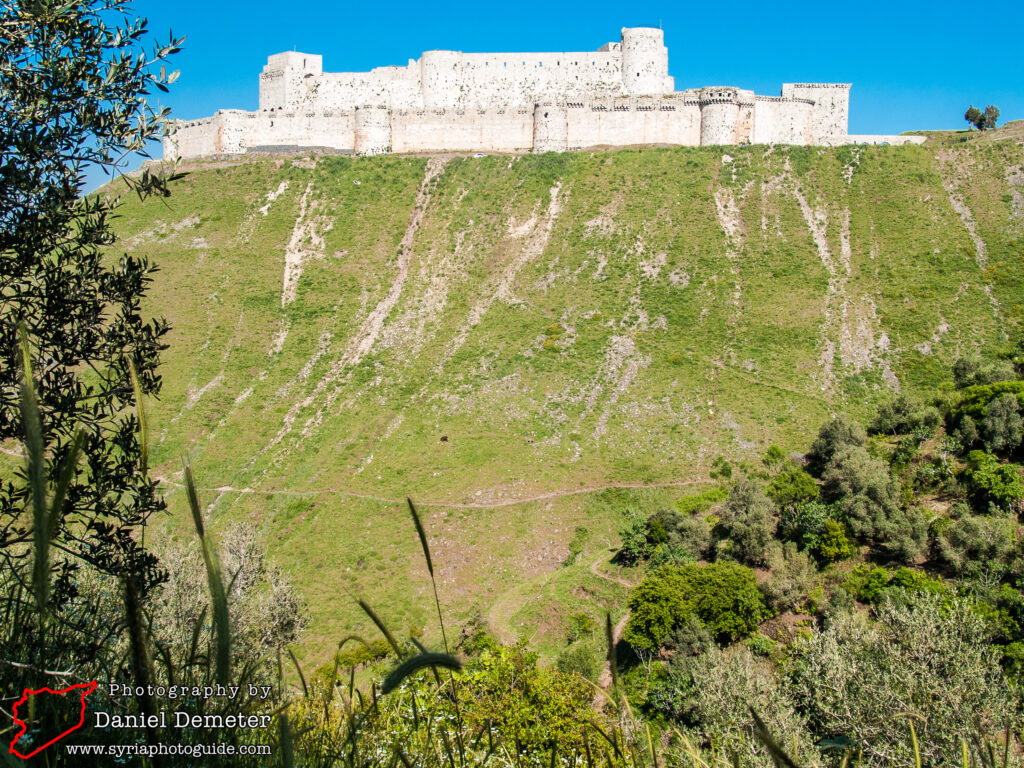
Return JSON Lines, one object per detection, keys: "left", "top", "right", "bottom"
{"left": 163, "top": 27, "right": 922, "bottom": 159}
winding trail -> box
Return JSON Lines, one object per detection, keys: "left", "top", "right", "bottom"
{"left": 155, "top": 476, "right": 710, "bottom": 510}
{"left": 587, "top": 554, "right": 635, "bottom": 700}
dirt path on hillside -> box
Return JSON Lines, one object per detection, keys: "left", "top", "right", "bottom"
{"left": 594, "top": 609, "right": 631, "bottom": 705}
{"left": 155, "top": 476, "right": 710, "bottom": 510}
{"left": 588, "top": 554, "right": 633, "bottom": 588}
{"left": 587, "top": 554, "right": 635, "bottom": 702}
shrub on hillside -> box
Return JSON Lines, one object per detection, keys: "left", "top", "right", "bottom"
{"left": 647, "top": 647, "right": 815, "bottom": 768}
{"left": 762, "top": 542, "right": 818, "bottom": 613}
{"left": 823, "top": 446, "right": 925, "bottom": 560}
{"left": 964, "top": 450, "right": 1024, "bottom": 513}
{"left": 555, "top": 642, "right": 601, "bottom": 682}
{"left": 565, "top": 612, "right": 597, "bottom": 643}
{"left": 952, "top": 356, "right": 1017, "bottom": 389}
{"left": 460, "top": 642, "right": 594, "bottom": 750}
{"left": 806, "top": 416, "right": 867, "bottom": 475}
{"left": 650, "top": 505, "right": 715, "bottom": 561}
{"left": 624, "top": 562, "right": 767, "bottom": 651}
{"left": 816, "top": 519, "right": 853, "bottom": 562}
{"left": 792, "top": 594, "right": 1016, "bottom": 767}
{"left": 617, "top": 508, "right": 652, "bottom": 564}
{"left": 152, "top": 524, "right": 307, "bottom": 676}
{"left": 716, "top": 478, "right": 778, "bottom": 566}
{"left": 766, "top": 464, "right": 820, "bottom": 508}
{"left": 981, "top": 392, "right": 1023, "bottom": 454}
{"left": 778, "top": 499, "right": 836, "bottom": 552}
{"left": 934, "top": 514, "right": 1019, "bottom": 578}
{"left": 869, "top": 394, "right": 941, "bottom": 436}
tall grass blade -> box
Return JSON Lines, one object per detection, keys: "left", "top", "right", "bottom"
{"left": 183, "top": 462, "right": 230, "bottom": 684}
{"left": 357, "top": 599, "right": 404, "bottom": 657}
{"left": 908, "top": 720, "right": 921, "bottom": 768}
{"left": 749, "top": 708, "right": 801, "bottom": 768}
{"left": 381, "top": 652, "right": 462, "bottom": 694}
{"left": 48, "top": 427, "right": 85, "bottom": 536}
{"left": 123, "top": 574, "right": 163, "bottom": 767}
{"left": 128, "top": 357, "right": 148, "bottom": 476}
{"left": 184, "top": 461, "right": 204, "bottom": 537}
{"left": 18, "top": 326, "right": 49, "bottom": 613}
{"left": 287, "top": 648, "right": 308, "bottom": 698}
{"left": 407, "top": 497, "right": 433, "bottom": 576}
{"left": 605, "top": 612, "right": 619, "bottom": 698}
{"left": 408, "top": 497, "right": 453, "bottom": 657}
{"left": 279, "top": 711, "right": 295, "bottom": 768}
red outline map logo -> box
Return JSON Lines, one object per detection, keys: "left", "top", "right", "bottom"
{"left": 8, "top": 681, "right": 98, "bottom": 759}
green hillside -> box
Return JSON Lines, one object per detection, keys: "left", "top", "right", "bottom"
{"left": 100, "top": 134, "right": 1024, "bottom": 661}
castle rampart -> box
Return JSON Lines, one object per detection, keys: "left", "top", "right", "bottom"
{"left": 164, "top": 27, "right": 925, "bottom": 160}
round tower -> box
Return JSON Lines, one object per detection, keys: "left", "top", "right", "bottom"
{"left": 533, "top": 103, "right": 568, "bottom": 153}
{"left": 699, "top": 88, "right": 740, "bottom": 146}
{"left": 620, "top": 27, "right": 670, "bottom": 96}
{"left": 354, "top": 106, "right": 391, "bottom": 155}
{"left": 420, "top": 50, "right": 463, "bottom": 109}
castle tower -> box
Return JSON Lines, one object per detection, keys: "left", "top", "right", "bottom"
{"left": 699, "top": 88, "right": 741, "bottom": 146}
{"left": 620, "top": 27, "right": 672, "bottom": 96}
{"left": 259, "top": 52, "right": 323, "bottom": 111}
{"left": 782, "top": 84, "right": 851, "bottom": 144}
{"left": 354, "top": 106, "right": 392, "bottom": 155}
{"left": 533, "top": 103, "right": 568, "bottom": 153}
{"left": 420, "top": 50, "right": 462, "bottom": 109}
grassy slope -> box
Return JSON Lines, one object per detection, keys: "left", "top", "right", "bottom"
{"left": 96, "top": 133, "right": 1024, "bottom": 662}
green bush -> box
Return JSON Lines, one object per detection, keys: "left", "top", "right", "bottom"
{"left": 844, "top": 565, "right": 893, "bottom": 603}
{"left": 565, "top": 612, "right": 597, "bottom": 643}
{"left": 792, "top": 594, "right": 1016, "bottom": 767}
{"left": 778, "top": 499, "right": 836, "bottom": 552}
{"left": 952, "top": 357, "right": 1018, "bottom": 389}
{"left": 951, "top": 380, "right": 1024, "bottom": 423}
{"left": 766, "top": 464, "right": 820, "bottom": 508}
{"left": 555, "top": 642, "right": 601, "bottom": 682}
{"left": 934, "top": 514, "right": 1019, "bottom": 578}
{"left": 807, "top": 416, "right": 867, "bottom": 475}
{"left": 964, "top": 450, "right": 1024, "bottom": 512}
{"left": 823, "top": 446, "right": 925, "bottom": 560}
{"left": 716, "top": 478, "right": 777, "bottom": 565}
{"left": 981, "top": 392, "right": 1023, "bottom": 454}
{"left": 762, "top": 542, "right": 818, "bottom": 612}
{"left": 617, "top": 508, "right": 652, "bottom": 564}
{"left": 624, "top": 562, "right": 767, "bottom": 651}
{"left": 869, "top": 394, "right": 939, "bottom": 436}
{"left": 647, "top": 647, "right": 814, "bottom": 765}
{"left": 816, "top": 519, "right": 853, "bottom": 562}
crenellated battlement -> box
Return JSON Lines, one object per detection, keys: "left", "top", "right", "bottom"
{"left": 164, "top": 27, "right": 923, "bottom": 160}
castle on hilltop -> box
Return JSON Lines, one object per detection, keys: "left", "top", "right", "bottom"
{"left": 163, "top": 27, "right": 922, "bottom": 160}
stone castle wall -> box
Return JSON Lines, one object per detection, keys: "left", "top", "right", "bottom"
{"left": 164, "top": 27, "right": 926, "bottom": 160}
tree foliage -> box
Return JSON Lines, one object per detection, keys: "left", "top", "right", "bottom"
{"left": 624, "top": 562, "right": 767, "bottom": 652}
{"left": 716, "top": 477, "right": 777, "bottom": 565}
{"left": 792, "top": 594, "right": 1015, "bottom": 767}
{"left": 822, "top": 447, "right": 924, "bottom": 560}
{"left": 0, "top": 0, "right": 183, "bottom": 596}
{"left": 963, "top": 104, "right": 1000, "bottom": 131}
{"left": 806, "top": 416, "right": 866, "bottom": 475}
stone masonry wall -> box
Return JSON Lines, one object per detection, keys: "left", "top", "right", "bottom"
{"left": 164, "top": 26, "right": 919, "bottom": 161}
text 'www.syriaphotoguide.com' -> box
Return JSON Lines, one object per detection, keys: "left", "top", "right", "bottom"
{"left": 65, "top": 743, "right": 272, "bottom": 758}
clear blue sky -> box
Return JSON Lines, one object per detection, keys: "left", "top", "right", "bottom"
{"left": 98, "top": 0, "right": 1022, "bottom": 186}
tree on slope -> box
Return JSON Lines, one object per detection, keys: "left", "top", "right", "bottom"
{"left": 0, "top": 0, "right": 182, "bottom": 601}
